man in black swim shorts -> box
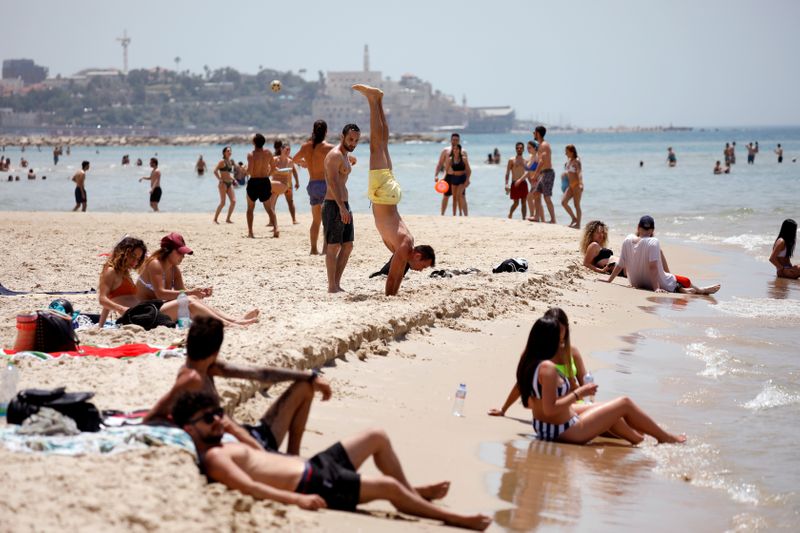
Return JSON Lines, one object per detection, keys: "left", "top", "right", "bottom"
{"left": 139, "top": 157, "right": 162, "bottom": 212}
{"left": 71, "top": 160, "right": 89, "bottom": 212}
{"left": 174, "top": 391, "right": 491, "bottom": 529}
{"left": 246, "top": 133, "right": 279, "bottom": 238}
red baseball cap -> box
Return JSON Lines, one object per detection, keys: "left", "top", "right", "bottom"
{"left": 161, "top": 232, "right": 193, "bottom": 255}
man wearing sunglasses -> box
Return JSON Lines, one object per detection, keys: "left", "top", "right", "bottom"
{"left": 145, "top": 316, "right": 331, "bottom": 455}
{"left": 173, "top": 391, "right": 491, "bottom": 530}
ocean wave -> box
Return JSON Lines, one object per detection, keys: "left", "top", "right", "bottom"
{"left": 743, "top": 381, "right": 800, "bottom": 410}
{"left": 686, "top": 342, "right": 737, "bottom": 378}
{"left": 670, "top": 215, "right": 706, "bottom": 226}
{"left": 705, "top": 327, "right": 721, "bottom": 338}
{"left": 720, "top": 234, "right": 774, "bottom": 251}
{"left": 714, "top": 297, "right": 800, "bottom": 321}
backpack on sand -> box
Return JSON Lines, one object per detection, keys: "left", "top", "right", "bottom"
{"left": 7, "top": 387, "right": 102, "bottom": 432}
{"left": 34, "top": 309, "right": 79, "bottom": 353}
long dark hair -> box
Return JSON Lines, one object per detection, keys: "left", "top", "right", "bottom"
{"left": 312, "top": 120, "right": 327, "bottom": 147}
{"left": 450, "top": 144, "right": 463, "bottom": 162}
{"left": 776, "top": 218, "right": 797, "bottom": 259}
{"left": 515, "top": 316, "right": 561, "bottom": 407}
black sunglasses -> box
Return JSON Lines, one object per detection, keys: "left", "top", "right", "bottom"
{"left": 189, "top": 407, "right": 224, "bottom": 425}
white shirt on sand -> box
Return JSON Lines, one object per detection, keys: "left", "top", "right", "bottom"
{"left": 617, "top": 235, "right": 677, "bottom": 292}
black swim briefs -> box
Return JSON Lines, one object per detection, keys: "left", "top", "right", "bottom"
{"left": 242, "top": 421, "right": 279, "bottom": 452}
{"left": 322, "top": 200, "right": 354, "bottom": 244}
{"left": 247, "top": 177, "right": 272, "bottom": 203}
{"left": 150, "top": 186, "right": 162, "bottom": 203}
{"left": 74, "top": 186, "right": 86, "bottom": 204}
{"left": 295, "top": 442, "right": 360, "bottom": 511}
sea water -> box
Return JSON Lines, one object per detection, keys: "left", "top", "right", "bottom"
{"left": 2, "top": 127, "right": 799, "bottom": 528}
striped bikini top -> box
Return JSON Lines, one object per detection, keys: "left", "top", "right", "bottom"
{"left": 532, "top": 363, "right": 571, "bottom": 399}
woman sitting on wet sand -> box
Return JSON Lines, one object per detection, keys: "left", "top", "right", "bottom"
{"left": 580, "top": 221, "right": 624, "bottom": 276}
{"left": 515, "top": 315, "right": 685, "bottom": 445}
{"left": 136, "top": 232, "right": 259, "bottom": 326}
{"left": 770, "top": 219, "right": 800, "bottom": 279}
{"left": 489, "top": 308, "right": 587, "bottom": 417}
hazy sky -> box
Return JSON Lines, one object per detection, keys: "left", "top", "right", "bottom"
{"left": 3, "top": 0, "right": 798, "bottom": 127}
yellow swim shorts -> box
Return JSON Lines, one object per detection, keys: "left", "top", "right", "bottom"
{"left": 368, "top": 168, "right": 402, "bottom": 205}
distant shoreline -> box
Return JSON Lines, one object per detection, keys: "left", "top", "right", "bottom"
{"left": 0, "top": 132, "right": 446, "bottom": 147}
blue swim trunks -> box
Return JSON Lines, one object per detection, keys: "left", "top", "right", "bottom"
{"left": 307, "top": 180, "right": 327, "bottom": 206}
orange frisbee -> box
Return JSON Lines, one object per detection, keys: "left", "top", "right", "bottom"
{"left": 435, "top": 180, "right": 449, "bottom": 194}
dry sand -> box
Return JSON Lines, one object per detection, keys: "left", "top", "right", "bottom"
{"left": 0, "top": 211, "right": 723, "bottom": 531}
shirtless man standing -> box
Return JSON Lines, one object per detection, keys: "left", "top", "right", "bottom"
{"left": 505, "top": 142, "right": 528, "bottom": 219}
{"left": 322, "top": 124, "right": 360, "bottom": 292}
{"left": 292, "top": 120, "right": 335, "bottom": 254}
{"left": 353, "top": 84, "right": 436, "bottom": 296}
{"left": 434, "top": 133, "right": 462, "bottom": 216}
{"left": 71, "top": 160, "right": 89, "bottom": 212}
{"left": 145, "top": 316, "right": 331, "bottom": 455}
{"left": 527, "top": 126, "right": 556, "bottom": 224}
{"left": 139, "top": 157, "right": 162, "bottom": 212}
{"left": 174, "top": 391, "right": 491, "bottom": 530}
{"left": 246, "top": 133, "right": 278, "bottom": 238}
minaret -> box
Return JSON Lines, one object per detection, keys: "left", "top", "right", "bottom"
{"left": 363, "top": 44, "right": 370, "bottom": 72}
{"left": 117, "top": 30, "right": 131, "bottom": 74}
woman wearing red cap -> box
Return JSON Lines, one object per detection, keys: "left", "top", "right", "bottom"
{"left": 136, "top": 232, "right": 260, "bottom": 326}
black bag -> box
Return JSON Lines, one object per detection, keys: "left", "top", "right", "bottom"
{"left": 34, "top": 309, "right": 79, "bottom": 352}
{"left": 492, "top": 258, "right": 529, "bottom": 274}
{"left": 7, "top": 387, "right": 102, "bottom": 432}
{"left": 117, "top": 299, "right": 176, "bottom": 330}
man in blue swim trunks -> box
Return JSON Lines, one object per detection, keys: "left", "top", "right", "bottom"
{"left": 353, "top": 84, "right": 436, "bottom": 295}
{"left": 293, "top": 120, "right": 335, "bottom": 254}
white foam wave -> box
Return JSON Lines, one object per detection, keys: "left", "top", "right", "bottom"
{"left": 670, "top": 215, "right": 706, "bottom": 226}
{"left": 714, "top": 297, "right": 800, "bottom": 321}
{"left": 743, "top": 381, "right": 800, "bottom": 410}
{"left": 705, "top": 327, "right": 720, "bottom": 339}
{"left": 721, "top": 234, "right": 774, "bottom": 252}
{"left": 686, "top": 342, "right": 733, "bottom": 378}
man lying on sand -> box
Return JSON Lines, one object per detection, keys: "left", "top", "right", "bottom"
{"left": 173, "top": 391, "right": 492, "bottom": 530}
{"left": 352, "top": 84, "right": 436, "bottom": 295}
{"left": 603, "top": 215, "right": 721, "bottom": 295}
{"left": 145, "top": 317, "right": 330, "bottom": 455}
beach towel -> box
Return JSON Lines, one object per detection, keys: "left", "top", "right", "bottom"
{"left": 1, "top": 344, "right": 184, "bottom": 361}
{"left": 0, "top": 282, "right": 96, "bottom": 296}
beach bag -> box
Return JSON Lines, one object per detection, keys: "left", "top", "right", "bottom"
{"left": 7, "top": 387, "right": 102, "bottom": 432}
{"left": 492, "top": 258, "right": 529, "bottom": 274}
{"left": 117, "top": 300, "right": 175, "bottom": 331}
{"left": 34, "top": 309, "right": 79, "bottom": 353}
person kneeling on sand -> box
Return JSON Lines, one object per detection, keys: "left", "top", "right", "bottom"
{"left": 603, "top": 216, "right": 720, "bottom": 295}
{"left": 173, "top": 390, "right": 492, "bottom": 530}
{"left": 145, "top": 316, "right": 331, "bottom": 455}
{"left": 516, "top": 315, "right": 686, "bottom": 445}
{"left": 352, "top": 83, "right": 436, "bottom": 295}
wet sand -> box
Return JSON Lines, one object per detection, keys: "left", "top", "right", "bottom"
{"left": 0, "top": 211, "right": 740, "bottom": 531}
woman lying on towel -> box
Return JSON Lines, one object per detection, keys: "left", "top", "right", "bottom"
{"left": 97, "top": 237, "right": 258, "bottom": 328}
{"left": 136, "top": 232, "right": 258, "bottom": 326}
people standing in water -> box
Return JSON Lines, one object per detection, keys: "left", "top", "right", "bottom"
{"left": 746, "top": 142, "right": 758, "bottom": 164}
{"left": 527, "top": 126, "right": 556, "bottom": 224}
{"left": 489, "top": 308, "right": 588, "bottom": 418}
{"left": 561, "top": 144, "right": 583, "bottom": 229}
{"left": 196, "top": 155, "right": 207, "bottom": 176}
{"left": 139, "top": 157, "right": 162, "bottom": 212}
{"left": 353, "top": 83, "right": 436, "bottom": 296}
{"left": 730, "top": 141, "right": 737, "bottom": 164}
{"left": 434, "top": 133, "right": 462, "bottom": 216}
{"left": 213, "top": 146, "right": 237, "bottom": 224}
{"left": 770, "top": 219, "right": 799, "bottom": 279}
{"left": 666, "top": 147, "right": 677, "bottom": 167}
{"left": 71, "top": 161, "right": 89, "bottom": 212}
{"left": 445, "top": 143, "right": 471, "bottom": 216}
{"left": 515, "top": 315, "right": 686, "bottom": 444}
{"left": 136, "top": 232, "right": 260, "bottom": 325}
{"left": 322, "top": 124, "right": 360, "bottom": 293}
{"left": 292, "top": 120, "right": 334, "bottom": 254}
{"left": 724, "top": 143, "right": 731, "bottom": 166}
{"left": 246, "top": 133, "right": 278, "bottom": 238}
{"left": 270, "top": 139, "right": 298, "bottom": 225}
{"left": 775, "top": 144, "right": 783, "bottom": 163}
{"left": 505, "top": 142, "right": 528, "bottom": 219}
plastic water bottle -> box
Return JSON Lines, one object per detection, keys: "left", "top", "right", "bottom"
{"left": 452, "top": 383, "right": 467, "bottom": 417}
{"left": 177, "top": 291, "right": 191, "bottom": 330}
{"left": 583, "top": 372, "right": 595, "bottom": 404}
{"left": 0, "top": 361, "right": 20, "bottom": 420}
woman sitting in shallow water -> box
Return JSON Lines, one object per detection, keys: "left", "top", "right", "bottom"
{"left": 515, "top": 315, "right": 685, "bottom": 445}
{"left": 770, "top": 218, "right": 800, "bottom": 279}
{"left": 136, "top": 232, "right": 259, "bottom": 327}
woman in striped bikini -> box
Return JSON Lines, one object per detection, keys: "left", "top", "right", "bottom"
{"left": 515, "top": 315, "right": 686, "bottom": 445}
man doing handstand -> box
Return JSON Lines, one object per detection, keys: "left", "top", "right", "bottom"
{"left": 352, "top": 84, "right": 436, "bottom": 295}
{"left": 145, "top": 316, "right": 331, "bottom": 455}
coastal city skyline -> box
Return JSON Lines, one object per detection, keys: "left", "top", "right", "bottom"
{"left": 2, "top": 0, "right": 798, "bottom": 129}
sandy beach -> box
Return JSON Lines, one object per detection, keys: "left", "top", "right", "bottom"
{"left": 0, "top": 211, "right": 739, "bottom": 531}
